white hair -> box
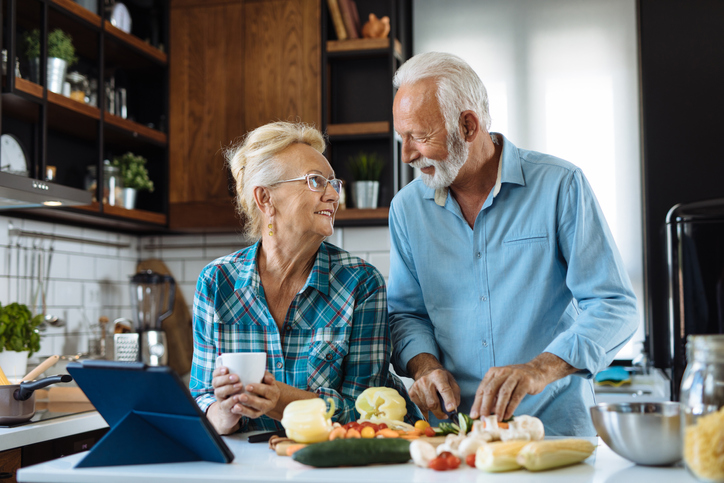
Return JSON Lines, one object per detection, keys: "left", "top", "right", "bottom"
{"left": 225, "top": 121, "right": 326, "bottom": 240}
{"left": 393, "top": 52, "right": 491, "bottom": 133}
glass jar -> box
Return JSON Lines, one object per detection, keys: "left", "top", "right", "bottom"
{"left": 102, "top": 160, "right": 123, "bottom": 206}
{"left": 680, "top": 335, "right": 724, "bottom": 482}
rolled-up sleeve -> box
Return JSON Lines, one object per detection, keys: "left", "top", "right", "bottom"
{"left": 544, "top": 168, "right": 639, "bottom": 376}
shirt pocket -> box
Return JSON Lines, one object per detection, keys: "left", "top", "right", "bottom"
{"left": 503, "top": 232, "right": 548, "bottom": 247}
{"left": 307, "top": 331, "right": 350, "bottom": 392}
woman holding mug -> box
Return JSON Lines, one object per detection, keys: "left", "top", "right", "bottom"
{"left": 190, "top": 121, "right": 419, "bottom": 435}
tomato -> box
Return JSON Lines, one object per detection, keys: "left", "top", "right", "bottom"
{"left": 377, "top": 423, "right": 388, "bottom": 430}
{"left": 360, "top": 422, "right": 380, "bottom": 431}
{"left": 428, "top": 456, "right": 449, "bottom": 471}
{"left": 465, "top": 453, "right": 476, "bottom": 467}
{"left": 343, "top": 422, "right": 357, "bottom": 430}
{"left": 424, "top": 426, "right": 436, "bottom": 438}
{"left": 360, "top": 426, "right": 376, "bottom": 439}
{"left": 446, "top": 455, "right": 461, "bottom": 469}
{"left": 414, "top": 420, "right": 431, "bottom": 431}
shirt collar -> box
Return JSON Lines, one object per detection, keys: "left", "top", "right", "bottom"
{"left": 234, "top": 240, "right": 330, "bottom": 296}
{"left": 427, "top": 132, "right": 525, "bottom": 206}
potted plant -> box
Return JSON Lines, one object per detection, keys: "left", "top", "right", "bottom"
{"left": 347, "top": 151, "right": 385, "bottom": 209}
{"left": 23, "top": 28, "right": 78, "bottom": 94}
{"left": 0, "top": 303, "right": 44, "bottom": 381}
{"left": 111, "top": 152, "right": 154, "bottom": 210}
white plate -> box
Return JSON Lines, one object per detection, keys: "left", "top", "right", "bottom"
{"left": 0, "top": 133, "right": 28, "bottom": 176}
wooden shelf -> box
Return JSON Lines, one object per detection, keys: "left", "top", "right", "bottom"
{"left": 104, "top": 21, "right": 168, "bottom": 65}
{"left": 47, "top": 91, "right": 101, "bottom": 119}
{"left": 327, "top": 38, "right": 402, "bottom": 57}
{"left": 335, "top": 207, "right": 389, "bottom": 221}
{"left": 50, "top": 0, "right": 102, "bottom": 27}
{"left": 102, "top": 203, "right": 167, "bottom": 225}
{"left": 14, "top": 78, "right": 43, "bottom": 99}
{"left": 327, "top": 121, "right": 390, "bottom": 137}
{"left": 104, "top": 113, "right": 168, "bottom": 146}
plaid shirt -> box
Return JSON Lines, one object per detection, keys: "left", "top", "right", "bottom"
{"left": 190, "top": 241, "right": 421, "bottom": 432}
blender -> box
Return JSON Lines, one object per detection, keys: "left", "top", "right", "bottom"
{"left": 128, "top": 270, "right": 176, "bottom": 366}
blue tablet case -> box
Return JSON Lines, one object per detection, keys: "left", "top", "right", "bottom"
{"left": 66, "top": 360, "right": 234, "bottom": 467}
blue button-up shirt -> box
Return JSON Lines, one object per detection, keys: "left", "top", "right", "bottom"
{"left": 191, "top": 241, "right": 421, "bottom": 432}
{"left": 388, "top": 134, "right": 638, "bottom": 436}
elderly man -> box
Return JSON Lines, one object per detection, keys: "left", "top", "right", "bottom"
{"left": 388, "top": 52, "right": 638, "bottom": 436}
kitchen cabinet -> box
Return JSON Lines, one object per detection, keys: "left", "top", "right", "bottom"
{"left": 0, "top": 447, "right": 20, "bottom": 483}
{"left": 321, "top": 0, "right": 412, "bottom": 223}
{"left": 168, "top": 0, "right": 320, "bottom": 231}
{"left": 1, "top": 0, "right": 169, "bottom": 232}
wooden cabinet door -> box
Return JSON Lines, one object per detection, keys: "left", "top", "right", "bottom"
{"left": 0, "top": 448, "right": 21, "bottom": 483}
{"left": 169, "top": 0, "right": 320, "bottom": 231}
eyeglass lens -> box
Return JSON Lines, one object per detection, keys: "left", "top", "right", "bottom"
{"left": 309, "top": 175, "right": 342, "bottom": 193}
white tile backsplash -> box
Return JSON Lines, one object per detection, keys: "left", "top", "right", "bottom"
{"left": 0, "top": 215, "right": 392, "bottom": 365}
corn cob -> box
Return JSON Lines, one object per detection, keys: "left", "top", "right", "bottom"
{"left": 516, "top": 438, "right": 596, "bottom": 471}
{"left": 475, "top": 440, "right": 530, "bottom": 472}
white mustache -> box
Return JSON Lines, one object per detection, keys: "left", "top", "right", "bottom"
{"left": 411, "top": 159, "right": 435, "bottom": 169}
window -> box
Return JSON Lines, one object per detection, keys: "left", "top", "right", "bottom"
{"left": 414, "top": 0, "right": 644, "bottom": 358}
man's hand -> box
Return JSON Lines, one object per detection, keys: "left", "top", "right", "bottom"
{"left": 407, "top": 353, "right": 460, "bottom": 420}
{"left": 470, "top": 352, "right": 577, "bottom": 421}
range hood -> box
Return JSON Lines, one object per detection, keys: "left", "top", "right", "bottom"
{"left": 0, "top": 171, "right": 93, "bottom": 209}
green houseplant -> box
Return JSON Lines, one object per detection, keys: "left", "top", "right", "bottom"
{"left": 111, "top": 152, "right": 154, "bottom": 209}
{"left": 23, "top": 28, "right": 78, "bottom": 94}
{"left": 347, "top": 152, "right": 385, "bottom": 209}
{"left": 0, "top": 303, "right": 43, "bottom": 356}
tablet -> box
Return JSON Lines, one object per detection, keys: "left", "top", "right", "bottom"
{"left": 67, "top": 360, "right": 234, "bottom": 467}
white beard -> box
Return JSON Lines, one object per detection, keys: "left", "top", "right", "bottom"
{"left": 411, "top": 131, "right": 469, "bottom": 190}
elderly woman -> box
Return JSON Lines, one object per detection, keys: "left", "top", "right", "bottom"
{"left": 190, "top": 121, "right": 419, "bottom": 435}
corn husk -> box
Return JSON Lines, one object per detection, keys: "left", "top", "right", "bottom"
{"left": 516, "top": 438, "right": 596, "bottom": 471}
{"left": 475, "top": 440, "right": 530, "bottom": 472}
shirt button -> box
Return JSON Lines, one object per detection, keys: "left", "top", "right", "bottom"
{"left": 476, "top": 252, "right": 482, "bottom": 259}
{"left": 285, "top": 324, "right": 292, "bottom": 331}
{"left": 276, "top": 361, "right": 283, "bottom": 369}
{"left": 325, "top": 353, "right": 334, "bottom": 361}
{"left": 480, "top": 296, "right": 487, "bottom": 301}
{"left": 483, "top": 340, "right": 488, "bottom": 347}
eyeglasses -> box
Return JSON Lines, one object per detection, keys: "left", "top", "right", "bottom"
{"left": 274, "top": 174, "right": 343, "bottom": 194}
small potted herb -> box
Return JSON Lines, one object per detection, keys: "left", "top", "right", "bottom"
{"left": 0, "top": 303, "right": 44, "bottom": 380}
{"left": 23, "top": 28, "right": 78, "bottom": 94}
{"left": 111, "top": 152, "right": 154, "bottom": 210}
{"left": 347, "top": 152, "right": 385, "bottom": 209}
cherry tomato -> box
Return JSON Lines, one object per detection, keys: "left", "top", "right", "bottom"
{"left": 360, "top": 426, "right": 376, "bottom": 439}
{"left": 428, "top": 456, "right": 449, "bottom": 471}
{"left": 377, "top": 423, "right": 388, "bottom": 430}
{"left": 414, "top": 420, "right": 431, "bottom": 431}
{"left": 446, "top": 455, "right": 461, "bottom": 469}
{"left": 343, "top": 422, "right": 355, "bottom": 430}
{"left": 465, "top": 453, "right": 476, "bottom": 467}
{"left": 424, "top": 426, "right": 436, "bottom": 438}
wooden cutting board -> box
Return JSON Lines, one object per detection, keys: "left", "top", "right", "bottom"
{"left": 136, "top": 259, "right": 194, "bottom": 376}
{"left": 273, "top": 435, "right": 447, "bottom": 456}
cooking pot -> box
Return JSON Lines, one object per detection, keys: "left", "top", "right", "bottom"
{"left": 0, "top": 374, "right": 72, "bottom": 424}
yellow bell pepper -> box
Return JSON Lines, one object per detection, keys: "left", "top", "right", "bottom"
{"left": 281, "top": 398, "right": 336, "bottom": 443}
{"left": 355, "top": 387, "right": 407, "bottom": 421}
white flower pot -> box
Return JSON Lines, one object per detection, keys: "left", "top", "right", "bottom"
{"left": 122, "top": 187, "right": 137, "bottom": 210}
{"left": 29, "top": 57, "right": 68, "bottom": 94}
{"left": 0, "top": 350, "right": 29, "bottom": 382}
{"left": 352, "top": 181, "right": 379, "bottom": 209}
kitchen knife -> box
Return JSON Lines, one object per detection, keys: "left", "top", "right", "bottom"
{"left": 437, "top": 392, "right": 459, "bottom": 422}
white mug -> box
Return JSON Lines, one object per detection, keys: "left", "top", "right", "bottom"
{"left": 215, "top": 352, "right": 267, "bottom": 387}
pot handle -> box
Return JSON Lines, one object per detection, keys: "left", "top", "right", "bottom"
{"left": 14, "top": 374, "right": 73, "bottom": 401}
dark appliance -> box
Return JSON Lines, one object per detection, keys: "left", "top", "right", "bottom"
{"left": 662, "top": 198, "right": 724, "bottom": 399}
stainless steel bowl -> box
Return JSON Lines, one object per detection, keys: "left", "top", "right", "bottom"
{"left": 590, "top": 401, "right": 683, "bottom": 466}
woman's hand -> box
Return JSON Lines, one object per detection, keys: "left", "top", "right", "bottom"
{"left": 207, "top": 368, "right": 280, "bottom": 435}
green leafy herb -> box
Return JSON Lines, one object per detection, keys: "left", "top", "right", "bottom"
{"left": 23, "top": 29, "right": 78, "bottom": 65}
{"left": 0, "top": 303, "right": 44, "bottom": 356}
{"left": 347, "top": 151, "right": 385, "bottom": 182}
{"left": 111, "top": 152, "right": 155, "bottom": 192}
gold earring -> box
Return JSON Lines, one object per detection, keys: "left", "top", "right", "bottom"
{"left": 268, "top": 223, "right": 273, "bottom": 236}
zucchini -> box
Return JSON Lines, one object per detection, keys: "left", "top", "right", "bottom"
{"left": 291, "top": 438, "right": 411, "bottom": 467}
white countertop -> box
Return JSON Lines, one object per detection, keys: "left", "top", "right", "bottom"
{"left": 17, "top": 435, "right": 695, "bottom": 483}
{"left": 0, "top": 412, "right": 108, "bottom": 452}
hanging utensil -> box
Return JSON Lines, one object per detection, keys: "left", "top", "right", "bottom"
{"left": 22, "top": 355, "right": 60, "bottom": 382}
{"left": 41, "top": 245, "right": 63, "bottom": 327}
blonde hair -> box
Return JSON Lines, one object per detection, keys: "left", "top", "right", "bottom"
{"left": 225, "top": 121, "right": 326, "bottom": 241}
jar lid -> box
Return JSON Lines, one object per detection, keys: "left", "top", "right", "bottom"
{"left": 687, "top": 335, "right": 724, "bottom": 361}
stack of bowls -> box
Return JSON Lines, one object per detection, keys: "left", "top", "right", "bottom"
{"left": 590, "top": 401, "right": 683, "bottom": 466}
